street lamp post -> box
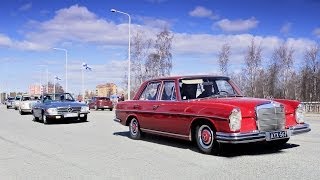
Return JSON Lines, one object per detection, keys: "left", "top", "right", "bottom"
{"left": 53, "top": 48, "right": 68, "bottom": 93}
{"left": 111, "top": 8, "right": 131, "bottom": 100}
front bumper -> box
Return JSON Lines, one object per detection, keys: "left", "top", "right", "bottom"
{"left": 46, "top": 112, "right": 89, "bottom": 120}
{"left": 216, "top": 123, "right": 311, "bottom": 144}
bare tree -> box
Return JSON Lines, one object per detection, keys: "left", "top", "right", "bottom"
{"left": 130, "top": 30, "right": 152, "bottom": 92}
{"left": 243, "top": 39, "right": 262, "bottom": 97}
{"left": 218, "top": 43, "right": 231, "bottom": 76}
{"left": 304, "top": 44, "right": 320, "bottom": 101}
{"left": 145, "top": 27, "right": 174, "bottom": 79}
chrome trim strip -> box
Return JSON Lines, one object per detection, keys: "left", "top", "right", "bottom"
{"left": 140, "top": 128, "right": 189, "bottom": 139}
{"left": 289, "top": 123, "right": 311, "bottom": 135}
{"left": 116, "top": 109, "right": 228, "bottom": 121}
{"left": 113, "top": 118, "right": 121, "bottom": 122}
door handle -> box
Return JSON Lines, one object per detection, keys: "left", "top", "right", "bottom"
{"left": 153, "top": 105, "right": 160, "bottom": 110}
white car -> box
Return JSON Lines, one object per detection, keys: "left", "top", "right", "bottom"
{"left": 13, "top": 95, "right": 22, "bottom": 110}
{"left": 18, "top": 95, "right": 38, "bottom": 115}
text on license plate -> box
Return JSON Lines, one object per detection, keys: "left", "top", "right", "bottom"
{"left": 266, "top": 130, "right": 289, "bottom": 141}
{"left": 64, "top": 113, "right": 78, "bottom": 118}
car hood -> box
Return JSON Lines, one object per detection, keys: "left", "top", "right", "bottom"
{"left": 194, "top": 97, "right": 295, "bottom": 118}
{"left": 44, "top": 101, "right": 86, "bottom": 108}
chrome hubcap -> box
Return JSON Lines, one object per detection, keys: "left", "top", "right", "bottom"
{"left": 198, "top": 125, "right": 214, "bottom": 149}
{"left": 130, "top": 119, "right": 139, "bottom": 136}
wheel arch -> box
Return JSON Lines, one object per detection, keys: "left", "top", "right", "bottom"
{"left": 125, "top": 115, "right": 138, "bottom": 126}
{"left": 190, "top": 118, "right": 217, "bottom": 142}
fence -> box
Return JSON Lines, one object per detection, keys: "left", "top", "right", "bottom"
{"left": 301, "top": 102, "right": 320, "bottom": 113}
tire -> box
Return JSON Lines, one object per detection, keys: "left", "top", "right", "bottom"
{"left": 129, "top": 118, "right": 142, "bottom": 140}
{"left": 15, "top": 107, "right": 18, "bottom": 110}
{"left": 109, "top": 108, "right": 113, "bottom": 111}
{"left": 94, "top": 105, "right": 98, "bottom": 111}
{"left": 6, "top": 106, "right": 9, "bottom": 109}
{"left": 80, "top": 115, "right": 88, "bottom": 122}
{"left": 101, "top": 108, "right": 105, "bottom": 111}
{"left": 40, "top": 112, "right": 50, "bottom": 124}
{"left": 195, "top": 123, "right": 221, "bottom": 155}
{"left": 19, "top": 109, "right": 25, "bottom": 115}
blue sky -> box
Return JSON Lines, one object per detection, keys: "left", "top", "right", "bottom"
{"left": 0, "top": 0, "right": 319, "bottom": 94}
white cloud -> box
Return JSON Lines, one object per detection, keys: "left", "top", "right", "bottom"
{"left": 215, "top": 17, "right": 259, "bottom": 32}
{"left": 189, "top": 6, "right": 218, "bottom": 20}
{"left": 313, "top": 27, "right": 320, "bottom": 38}
{"left": 280, "top": 22, "right": 292, "bottom": 35}
{"left": 0, "top": 34, "right": 13, "bottom": 47}
{"left": 19, "top": 3, "right": 32, "bottom": 11}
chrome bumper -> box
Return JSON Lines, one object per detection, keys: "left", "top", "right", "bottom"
{"left": 113, "top": 118, "right": 121, "bottom": 122}
{"left": 216, "top": 123, "right": 311, "bottom": 144}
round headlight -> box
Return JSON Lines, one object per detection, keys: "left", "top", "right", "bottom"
{"left": 295, "top": 104, "right": 304, "bottom": 123}
{"left": 229, "top": 108, "right": 242, "bottom": 131}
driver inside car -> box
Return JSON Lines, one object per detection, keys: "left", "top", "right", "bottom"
{"left": 197, "top": 84, "right": 214, "bottom": 98}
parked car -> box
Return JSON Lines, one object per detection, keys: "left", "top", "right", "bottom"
{"left": 114, "top": 75, "right": 311, "bottom": 154}
{"left": 88, "top": 97, "right": 113, "bottom": 111}
{"left": 32, "top": 93, "right": 90, "bottom": 124}
{"left": 6, "top": 97, "right": 15, "bottom": 109}
{"left": 18, "top": 94, "right": 38, "bottom": 115}
{"left": 13, "top": 95, "right": 22, "bottom": 110}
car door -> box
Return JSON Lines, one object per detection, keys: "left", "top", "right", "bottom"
{"left": 148, "top": 80, "right": 191, "bottom": 136}
{"left": 134, "top": 81, "right": 162, "bottom": 130}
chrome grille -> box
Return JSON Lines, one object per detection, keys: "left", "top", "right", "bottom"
{"left": 256, "top": 102, "right": 285, "bottom": 131}
{"left": 57, "top": 107, "right": 81, "bottom": 113}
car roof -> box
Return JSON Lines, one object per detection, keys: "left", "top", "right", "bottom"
{"left": 146, "top": 75, "right": 230, "bottom": 82}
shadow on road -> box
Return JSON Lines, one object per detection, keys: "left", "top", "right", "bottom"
{"left": 33, "top": 119, "right": 89, "bottom": 125}
{"left": 113, "top": 131, "right": 300, "bottom": 157}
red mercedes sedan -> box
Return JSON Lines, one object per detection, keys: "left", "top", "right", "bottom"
{"left": 114, "top": 75, "right": 311, "bottom": 154}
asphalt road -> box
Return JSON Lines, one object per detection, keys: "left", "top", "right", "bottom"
{"left": 0, "top": 104, "right": 319, "bottom": 180}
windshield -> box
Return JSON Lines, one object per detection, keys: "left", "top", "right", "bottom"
{"left": 15, "top": 96, "right": 21, "bottom": 100}
{"left": 42, "top": 93, "right": 75, "bottom": 102}
{"left": 8, "top": 97, "right": 14, "bottom": 100}
{"left": 179, "top": 77, "right": 242, "bottom": 100}
{"left": 22, "top": 97, "right": 31, "bottom": 101}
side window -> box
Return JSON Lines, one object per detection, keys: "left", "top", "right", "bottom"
{"left": 161, "top": 81, "right": 176, "bottom": 101}
{"left": 139, "top": 82, "right": 161, "bottom": 100}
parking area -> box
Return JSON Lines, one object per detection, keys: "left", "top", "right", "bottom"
{"left": 0, "top": 105, "right": 319, "bottom": 179}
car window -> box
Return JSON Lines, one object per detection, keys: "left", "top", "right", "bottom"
{"left": 216, "top": 80, "right": 235, "bottom": 94}
{"left": 22, "top": 97, "right": 31, "bottom": 101}
{"left": 161, "top": 81, "right": 176, "bottom": 101}
{"left": 139, "top": 82, "right": 161, "bottom": 100}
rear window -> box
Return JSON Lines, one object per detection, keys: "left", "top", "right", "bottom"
{"left": 8, "top": 97, "right": 14, "bottom": 100}
{"left": 97, "top": 97, "right": 110, "bottom": 100}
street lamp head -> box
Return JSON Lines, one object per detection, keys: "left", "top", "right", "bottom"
{"left": 110, "top": 9, "right": 116, "bottom": 12}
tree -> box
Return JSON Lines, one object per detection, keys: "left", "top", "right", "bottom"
{"left": 130, "top": 30, "right": 152, "bottom": 92}
{"left": 242, "top": 39, "right": 262, "bottom": 97}
{"left": 218, "top": 43, "right": 231, "bottom": 76}
{"left": 145, "top": 27, "right": 174, "bottom": 79}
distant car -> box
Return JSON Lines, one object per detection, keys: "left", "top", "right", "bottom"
{"left": 88, "top": 97, "right": 113, "bottom": 111}
{"left": 114, "top": 75, "right": 311, "bottom": 154}
{"left": 32, "top": 93, "right": 90, "bottom": 124}
{"left": 13, "top": 95, "right": 22, "bottom": 110}
{"left": 6, "top": 97, "right": 15, "bottom": 109}
{"left": 18, "top": 95, "right": 38, "bottom": 115}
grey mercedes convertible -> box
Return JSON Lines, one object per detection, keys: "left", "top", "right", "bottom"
{"left": 32, "top": 93, "right": 90, "bottom": 124}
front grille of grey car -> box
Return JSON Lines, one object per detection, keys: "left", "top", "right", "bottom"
{"left": 256, "top": 102, "right": 285, "bottom": 131}
{"left": 57, "top": 107, "right": 81, "bottom": 113}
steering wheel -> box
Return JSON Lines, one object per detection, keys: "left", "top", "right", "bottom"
{"left": 217, "top": 90, "right": 229, "bottom": 95}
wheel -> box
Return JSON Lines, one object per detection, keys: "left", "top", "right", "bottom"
{"left": 101, "top": 108, "right": 105, "bottom": 111}
{"left": 40, "top": 112, "right": 50, "bottom": 124}
{"left": 15, "top": 107, "right": 18, "bottom": 110}
{"left": 109, "top": 108, "right": 113, "bottom": 111}
{"left": 195, "top": 123, "right": 221, "bottom": 155}
{"left": 6, "top": 106, "right": 9, "bottom": 109}
{"left": 94, "top": 105, "right": 98, "bottom": 110}
{"left": 19, "top": 109, "right": 25, "bottom": 115}
{"left": 80, "top": 115, "right": 87, "bottom": 122}
{"left": 129, "top": 118, "right": 142, "bottom": 140}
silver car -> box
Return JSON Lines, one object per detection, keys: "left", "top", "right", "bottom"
{"left": 32, "top": 93, "right": 90, "bottom": 124}
{"left": 18, "top": 95, "right": 38, "bottom": 115}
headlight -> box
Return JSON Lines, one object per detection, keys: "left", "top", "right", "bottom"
{"left": 47, "top": 108, "right": 57, "bottom": 114}
{"left": 229, "top": 108, "right": 242, "bottom": 131}
{"left": 295, "top": 104, "right": 304, "bottom": 123}
{"left": 81, "top": 106, "right": 89, "bottom": 112}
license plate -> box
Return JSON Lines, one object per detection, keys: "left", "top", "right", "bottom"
{"left": 266, "top": 130, "right": 290, "bottom": 141}
{"left": 64, "top": 113, "right": 78, "bottom": 118}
